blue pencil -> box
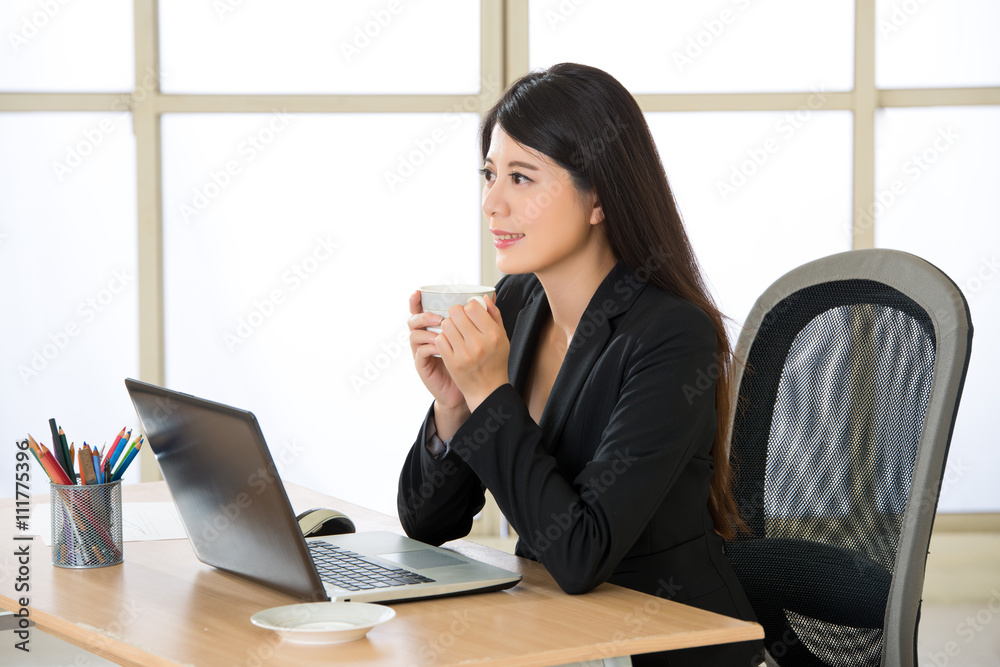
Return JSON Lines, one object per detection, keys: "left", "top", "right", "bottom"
{"left": 107, "top": 429, "right": 131, "bottom": 472}
{"left": 111, "top": 438, "right": 143, "bottom": 481}
{"left": 91, "top": 446, "right": 102, "bottom": 484}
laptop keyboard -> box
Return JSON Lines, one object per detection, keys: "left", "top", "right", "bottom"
{"left": 308, "top": 541, "right": 435, "bottom": 591}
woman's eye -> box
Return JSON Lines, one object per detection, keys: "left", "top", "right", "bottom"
{"left": 510, "top": 172, "right": 532, "bottom": 185}
{"left": 478, "top": 167, "right": 495, "bottom": 182}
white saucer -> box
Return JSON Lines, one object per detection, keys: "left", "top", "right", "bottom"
{"left": 250, "top": 601, "right": 396, "bottom": 644}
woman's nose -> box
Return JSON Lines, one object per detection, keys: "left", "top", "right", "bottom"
{"left": 482, "top": 179, "right": 510, "bottom": 219}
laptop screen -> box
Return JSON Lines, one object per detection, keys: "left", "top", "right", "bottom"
{"left": 125, "top": 378, "right": 328, "bottom": 601}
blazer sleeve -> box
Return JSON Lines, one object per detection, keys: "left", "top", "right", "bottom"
{"left": 448, "top": 302, "right": 719, "bottom": 595}
{"left": 395, "top": 274, "right": 524, "bottom": 545}
{"left": 396, "top": 403, "right": 487, "bottom": 546}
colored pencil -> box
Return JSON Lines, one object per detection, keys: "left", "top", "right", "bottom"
{"left": 101, "top": 427, "right": 126, "bottom": 470}
{"left": 111, "top": 438, "right": 143, "bottom": 481}
{"left": 39, "top": 444, "right": 73, "bottom": 485}
{"left": 91, "top": 446, "right": 102, "bottom": 484}
{"left": 107, "top": 428, "right": 131, "bottom": 473}
{"left": 49, "top": 418, "right": 68, "bottom": 478}
{"left": 58, "top": 427, "right": 73, "bottom": 478}
{"left": 27, "top": 435, "right": 69, "bottom": 484}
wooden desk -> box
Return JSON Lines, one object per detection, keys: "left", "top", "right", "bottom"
{"left": 1, "top": 482, "right": 762, "bottom": 666}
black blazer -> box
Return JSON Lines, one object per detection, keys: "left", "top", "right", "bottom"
{"left": 398, "top": 263, "right": 760, "bottom": 666}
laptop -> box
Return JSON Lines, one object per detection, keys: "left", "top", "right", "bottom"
{"left": 124, "top": 378, "right": 521, "bottom": 603}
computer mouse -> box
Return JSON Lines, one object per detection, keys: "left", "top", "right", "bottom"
{"left": 295, "top": 508, "right": 356, "bottom": 537}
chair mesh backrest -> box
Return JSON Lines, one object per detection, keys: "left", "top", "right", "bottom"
{"left": 731, "top": 279, "right": 937, "bottom": 666}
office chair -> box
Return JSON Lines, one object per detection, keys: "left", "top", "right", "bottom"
{"left": 724, "top": 249, "right": 973, "bottom": 667}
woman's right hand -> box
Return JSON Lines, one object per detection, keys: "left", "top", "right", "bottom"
{"left": 408, "top": 291, "right": 470, "bottom": 435}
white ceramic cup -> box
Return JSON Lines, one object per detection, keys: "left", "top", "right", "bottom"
{"left": 419, "top": 284, "right": 496, "bottom": 334}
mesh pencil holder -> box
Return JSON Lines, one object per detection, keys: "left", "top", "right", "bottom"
{"left": 50, "top": 480, "right": 123, "bottom": 568}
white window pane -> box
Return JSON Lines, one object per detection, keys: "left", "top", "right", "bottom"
{"left": 530, "top": 0, "right": 854, "bottom": 93}
{"left": 875, "top": 106, "right": 1000, "bottom": 512}
{"left": 159, "top": 0, "right": 481, "bottom": 94}
{"left": 646, "top": 111, "right": 853, "bottom": 339}
{"left": 876, "top": 0, "right": 1000, "bottom": 89}
{"left": 0, "top": 0, "right": 133, "bottom": 92}
{"left": 0, "top": 112, "right": 139, "bottom": 497}
{"left": 162, "top": 113, "right": 481, "bottom": 514}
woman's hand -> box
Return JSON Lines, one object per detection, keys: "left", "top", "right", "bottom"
{"left": 435, "top": 295, "right": 510, "bottom": 413}
{"left": 409, "top": 291, "right": 465, "bottom": 407}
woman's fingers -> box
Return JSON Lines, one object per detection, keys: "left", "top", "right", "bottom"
{"left": 464, "top": 296, "right": 499, "bottom": 331}
{"left": 409, "top": 291, "right": 445, "bottom": 358}
{"left": 446, "top": 299, "right": 502, "bottom": 355}
{"left": 416, "top": 294, "right": 501, "bottom": 371}
{"left": 409, "top": 326, "right": 440, "bottom": 353}
{"left": 485, "top": 294, "right": 504, "bottom": 326}
{"left": 413, "top": 341, "right": 441, "bottom": 361}
{"left": 408, "top": 311, "right": 443, "bottom": 332}
{"left": 408, "top": 290, "right": 423, "bottom": 316}
{"left": 444, "top": 301, "right": 489, "bottom": 341}
{"left": 434, "top": 331, "right": 454, "bottom": 360}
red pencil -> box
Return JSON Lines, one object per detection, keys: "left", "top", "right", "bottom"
{"left": 27, "top": 434, "right": 65, "bottom": 483}
{"left": 39, "top": 443, "right": 73, "bottom": 485}
{"left": 101, "top": 427, "right": 126, "bottom": 469}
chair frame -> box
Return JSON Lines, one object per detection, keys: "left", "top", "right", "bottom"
{"left": 727, "top": 248, "right": 974, "bottom": 667}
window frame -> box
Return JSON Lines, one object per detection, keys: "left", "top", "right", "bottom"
{"left": 2, "top": 0, "right": 998, "bottom": 498}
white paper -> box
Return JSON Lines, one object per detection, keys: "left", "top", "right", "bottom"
{"left": 28, "top": 502, "right": 187, "bottom": 546}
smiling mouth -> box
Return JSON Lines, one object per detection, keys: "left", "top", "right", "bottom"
{"left": 493, "top": 233, "right": 524, "bottom": 240}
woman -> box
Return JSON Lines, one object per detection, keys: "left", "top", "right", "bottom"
{"left": 398, "top": 63, "right": 761, "bottom": 666}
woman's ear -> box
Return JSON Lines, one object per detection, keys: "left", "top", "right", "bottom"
{"left": 589, "top": 193, "right": 605, "bottom": 226}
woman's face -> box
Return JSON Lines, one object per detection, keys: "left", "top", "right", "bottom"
{"left": 481, "top": 125, "right": 606, "bottom": 278}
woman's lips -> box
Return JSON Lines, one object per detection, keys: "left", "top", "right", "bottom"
{"left": 492, "top": 230, "right": 524, "bottom": 249}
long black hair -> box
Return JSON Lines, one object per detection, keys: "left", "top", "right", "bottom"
{"left": 481, "top": 63, "right": 744, "bottom": 538}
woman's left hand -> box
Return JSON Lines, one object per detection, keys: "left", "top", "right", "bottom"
{"left": 435, "top": 296, "right": 510, "bottom": 413}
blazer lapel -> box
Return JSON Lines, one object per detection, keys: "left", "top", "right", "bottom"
{"left": 539, "top": 262, "right": 647, "bottom": 443}
{"left": 507, "top": 285, "right": 549, "bottom": 397}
